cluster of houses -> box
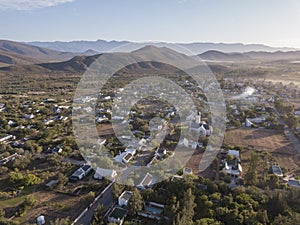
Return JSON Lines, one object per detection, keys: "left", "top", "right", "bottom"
{"left": 108, "top": 190, "right": 165, "bottom": 225}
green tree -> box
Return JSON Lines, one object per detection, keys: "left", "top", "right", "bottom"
{"left": 91, "top": 204, "right": 106, "bottom": 225}
{"left": 272, "top": 212, "right": 300, "bottom": 225}
{"left": 244, "top": 153, "right": 258, "bottom": 186}
{"left": 49, "top": 218, "right": 70, "bottom": 225}
{"left": 176, "top": 188, "right": 196, "bottom": 225}
{"left": 128, "top": 188, "right": 143, "bottom": 215}
{"left": 194, "top": 218, "right": 221, "bottom": 225}
{"left": 57, "top": 173, "right": 68, "bottom": 189}
{"left": 23, "top": 173, "right": 41, "bottom": 186}
{"left": 111, "top": 183, "right": 124, "bottom": 200}
{"left": 9, "top": 171, "right": 23, "bottom": 184}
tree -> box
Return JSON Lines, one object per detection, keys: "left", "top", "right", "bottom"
{"left": 50, "top": 218, "right": 70, "bottom": 225}
{"left": 9, "top": 171, "right": 24, "bottom": 185}
{"left": 111, "top": 183, "right": 124, "bottom": 200}
{"left": 128, "top": 188, "right": 143, "bottom": 215}
{"left": 57, "top": 173, "right": 68, "bottom": 189}
{"left": 17, "top": 196, "right": 38, "bottom": 216}
{"left": 23, "top": 173, "right": 41, "bottom": 186}
{"left": 256, "top": 210, "right": 269, "bottom": 224}
{"left": 194, "top": 218, "right": 221, "bottom": 225}
{"left": 91, "top": 204, "right": 106, "bottom": 225}
{"left": 272, "top": 212, "right": 300, "bottom": 225}
{"left": 244, "top": 153, "right": 258, "bottom": 186}
{"left": 176, "top": 188, "right": 196, "bottom": 225}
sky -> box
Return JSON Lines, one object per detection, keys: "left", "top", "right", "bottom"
{"left": 1, "top": 0, "right": 300, "bottom": 48}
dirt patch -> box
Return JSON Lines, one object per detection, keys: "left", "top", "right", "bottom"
{"left": 22, "top": 190, "right": 86, "bottom": 223}
{"left": 225, "top": 128, "right": 296, "bottom": 154}
{"left": 225, "top": 128, "right": 300, "bottom": 175}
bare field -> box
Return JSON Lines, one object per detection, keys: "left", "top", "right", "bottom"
{"left": 225, "top": 128, "right": 296, "bottom": 153}
{"left": 20, "top": 191, "right": 86, "bottom": 224}
{"left": 225, "top": 128, "right": 300, "bottom": 174}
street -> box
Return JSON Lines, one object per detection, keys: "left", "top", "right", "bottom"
{"left": 74, "top": 183, "right": 115, "bottom": 225}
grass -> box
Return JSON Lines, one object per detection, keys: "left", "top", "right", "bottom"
{"left": 0, "top": 195, "right": 26, "bottom": 208}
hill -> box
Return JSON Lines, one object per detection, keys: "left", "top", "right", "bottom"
{"left": 198, "top": 50, "right": 251, "bottom": 61}
{"left": 0, "top": 40, "right": 76, "bottom": 66}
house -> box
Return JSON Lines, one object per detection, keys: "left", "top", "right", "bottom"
{"left": 45, "top": 180, "right": 59, "bottom": 189}
{"left": 108, "top": 207, "right": 128, "bottom": 225}
{"left": 0, "top": 153, "right": 19, "bottom": 166}
{"left": 155, "top": 148, "right": 167, "bottom": 158}
{"left": 183, "top": 167, "right": 193, "bottom": 175}
{"left": 118, "top": 191, "right": 132, "bottom": 206}
{"left": 97, "top": 115, "right": 108, "bottom": 123}
{"left": 247, "top": 114, "right": 268, "bottom": 124}
{"left": 37, "top": 215, "right": 45, "bottom": 225}
{"left": 245, "top": 119, "right": 253, "bottom": 127}
{"left": 287, "top": 179, "right": 300, "bottom": 188}
{"left": 93, "top": 167, "right": 117, "bottom": 180}
{"left": 0, "top": 135, "right": 16, "bottom": 143}
{"left": 24, "top": 114, "right": 35, "bottom": 119}
{"left": 70, "top": 168, "right": 85, "bottom": 181}
{"left": 137, "top": 202, "right": 164, "bottom": 220}
{"left": 69, "top": 165, "right": 92, "bottom": 181}
{"left": 223, "top": 161, "right": 243, "bottom": 177}
{"left": 228, "top": 150, "right": 240, "bottom": 159}
{"left": 137, "top": 173, "right": 154, "bottom": 190}
{"left": 189, "top": 122, "right": 212, "bottom": 136}
{"left": 46, "top": 146, "right": 63, "bottom": 154}
{"left": 81, "top": 165, "right": 92, "bottom": 175}
{"left": 114, "top": 147, "right": 137, "bottom": 164}
{"left": 294, "top": 111, "right": 300, "bottom": 116}
{"left": 179, "top": 138, "right": 198, "bottom": 149}
{"left": 271, "top": 165, "right": 283, "bottom": 177}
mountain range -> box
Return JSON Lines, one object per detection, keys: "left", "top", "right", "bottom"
{"left": 28, "top": 39, "right": 297, "bottom": 55}
{"left": 1, "top": 39, "right": 300, "bottom": 71}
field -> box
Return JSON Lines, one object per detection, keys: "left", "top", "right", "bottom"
{"left": 225, "top": 128, "right": 300, "bottom": 175}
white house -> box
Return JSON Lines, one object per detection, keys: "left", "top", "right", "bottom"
{"left": 245, "top": 119, "right": 253, "bottom": 127}
{"left": 189, "top": 122, "right": 212, "bottom": 136}
{"left": 93, "top": 167, "right": 117, "bottom": 180}
{"left": 137, "top": 173, "right": 154, "bottom": 190}
{"left": 118, "top": 191, "right": 132, "bottom": 206}
{"left": 37, "top": 215, "right": 45, "bottom": 225}
{"left": 183, "top": 167, "right": 193, "bottom": 175}
{"left": 0, "top": 135, "right": 16, "bottom": 143}
{"left": 228, "top": 150, "right": 240, "bottom": 159}
{"left": 114, "top": 147, "right": 137, "bottom": 164}
{"left": 223, "top": 162, "right": 243, "bottom": 177}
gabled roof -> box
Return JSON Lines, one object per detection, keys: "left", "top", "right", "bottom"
{"left": 119, "top": 191, "right": 132, "bottom": 201}
{"left": 139, "top": 173, "right": 153, "bottom": 187}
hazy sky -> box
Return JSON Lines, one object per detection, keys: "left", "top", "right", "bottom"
{"left": 1, "top": 0, "right": 300, "bottom": 47}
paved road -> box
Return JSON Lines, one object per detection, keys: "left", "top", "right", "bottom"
{"left": 74, "top": 183, "right": 115, "bottom": 225}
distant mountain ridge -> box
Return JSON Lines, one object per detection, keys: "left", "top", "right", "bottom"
{"left": 28, "top": 39, "right": 297, "bottom": 55}
{"left": 199, "top": 50, "right": 300, "bottom": 61}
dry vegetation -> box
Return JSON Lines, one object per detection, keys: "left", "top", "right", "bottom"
{"left": 225, "top": 128, "right": 300, "bottom": 175}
